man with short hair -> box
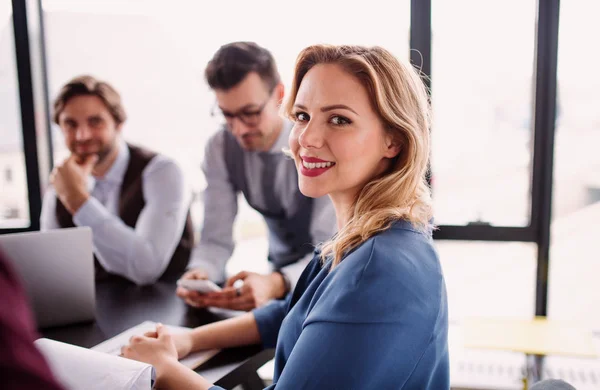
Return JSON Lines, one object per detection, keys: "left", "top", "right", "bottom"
{"left": 40, "top": 75, "right": 194, "bottom": 285}
{"left": 178, "top": 42, "right": 335, "bottom": 311}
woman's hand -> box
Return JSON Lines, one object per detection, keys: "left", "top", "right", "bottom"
{"left": 121, "top": 323, "right": 178, "bottom": 370}
{"left": 171, "top": 332, "right": 194, "bottom": 359}
{"left": 141, "top": 328, "right": 195, "bottom": 360}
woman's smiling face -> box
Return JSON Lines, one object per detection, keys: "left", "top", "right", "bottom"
{"left": 289, "top": 63, "right": 399, "bottom": 201}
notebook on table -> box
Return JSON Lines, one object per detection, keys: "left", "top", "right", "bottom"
{"left": 36, "top": 321, "right": 220, "bottom": 390}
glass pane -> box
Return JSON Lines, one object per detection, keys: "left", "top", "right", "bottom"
{"left": 548, "top": 0, "right": 600, "bottom": 330}
{"left": 26, "top": 0, "right": 53, "bottom": 190}
{"left": 438, "top": 241, "right": 536, "bottom": 321}
{"left": 41, "top": 0, "right": 410, "bottom": 255}
{"left": 431, "top": 0, "right": 537, "bottom": 227}
{"left": 0, "top": 1, "right": 31, "bottom": 228}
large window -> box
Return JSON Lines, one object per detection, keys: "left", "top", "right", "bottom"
{"left": 428, "top": 0, "right": 540, "bottom": 321}
{"left": 431, "top": 0, "right": 537, "bottom": 227}
{"left": 0, "top": 1, "right": 31, "bottom": 228}
{"left": 548, "top": 0, "right": 600, "bottom": 330}
{"left": 41, "top": 0, "right": 410, "bottom": 247}
{"left": 438, "top": 241, "right": 537, "bottom": 321}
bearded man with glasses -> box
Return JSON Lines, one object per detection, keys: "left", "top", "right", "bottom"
{"left": 178, "top": 42, "right": 336, "bottom": 311}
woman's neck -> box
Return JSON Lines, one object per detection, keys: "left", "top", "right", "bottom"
{"left": 330, "top": 192, "right": 355, "bottom": 230}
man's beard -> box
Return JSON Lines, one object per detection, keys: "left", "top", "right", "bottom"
{"left": 238, "top": 132, "right": 264, "bottom": 151}
{"left": 71, "top": 140, "right": 115, "bottom": 165}
{"left": 95, "top": 145, "right": 113, "bottom": 164}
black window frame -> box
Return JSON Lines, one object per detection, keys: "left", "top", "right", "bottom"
{"left": 1, "top": 0, "right": 44, "bottom": 234}
{"left": 410, "top": 0, "right": 560, "bottom": 317}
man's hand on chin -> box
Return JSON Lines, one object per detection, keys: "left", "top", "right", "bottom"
{"left": 50, "top": 154, "right": 98, "bottom": 214}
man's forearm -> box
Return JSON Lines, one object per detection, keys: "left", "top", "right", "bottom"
{"left": 60, "top": 191, "right": 89, "bottom": 215}
{"left": 73, "top": 198, "right": 173, "bottom": 285}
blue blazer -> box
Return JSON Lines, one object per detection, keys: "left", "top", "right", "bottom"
{"left": 213, "top": 220, "right": 449, "bottom": 389}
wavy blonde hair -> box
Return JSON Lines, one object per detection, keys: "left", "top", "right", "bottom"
{"left": 284, "top": 45, "right": 433, "bottom": 268}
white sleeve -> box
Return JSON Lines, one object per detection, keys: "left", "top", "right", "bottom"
{"left": 73, "top": 157, "right": 190, "bottom": 285}
{"left": 40, "top": 186, "right": 60, "bottom": 231}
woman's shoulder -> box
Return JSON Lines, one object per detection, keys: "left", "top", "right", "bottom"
{"left": 341, "top": 219, "right": 439, "bottom": 284}
{"left": 369, "top": 219, "right": 440, "bottom": 276}
{"left": 306, "top": 220, "right": 444, "bottom": 325}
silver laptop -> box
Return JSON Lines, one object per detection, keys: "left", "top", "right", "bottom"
{"left": 0, "top": 227, "right": 96, "bottom": 328}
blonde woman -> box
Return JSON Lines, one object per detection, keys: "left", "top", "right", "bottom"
{"left": 123, "top": 45, "right": 449, "bottom": 389}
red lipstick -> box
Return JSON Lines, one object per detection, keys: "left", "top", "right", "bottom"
{"left": 299, "top": 156, "right": 335, "bottom": 177}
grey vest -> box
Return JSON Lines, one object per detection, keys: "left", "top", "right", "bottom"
{"left": 222, "top": 130, "right": 314, "bottom": 268}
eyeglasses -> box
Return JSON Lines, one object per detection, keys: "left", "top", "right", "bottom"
{"left": 211, "top": 92, "right": 273, "bottom": 127}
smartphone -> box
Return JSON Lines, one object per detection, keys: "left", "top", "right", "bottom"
{"left": 176, "top": 279, "right": 222, "bottom": 294}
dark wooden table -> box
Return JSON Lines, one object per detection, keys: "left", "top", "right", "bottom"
{"left": 41, "top": 278, "right": 274, "bottom": 389}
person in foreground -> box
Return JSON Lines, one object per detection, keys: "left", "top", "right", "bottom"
{"left": 122, "top": 44, "right": 450, "bottom": 389}
{"left": 0, "top": 251, "right": 64, "bottom": 390}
